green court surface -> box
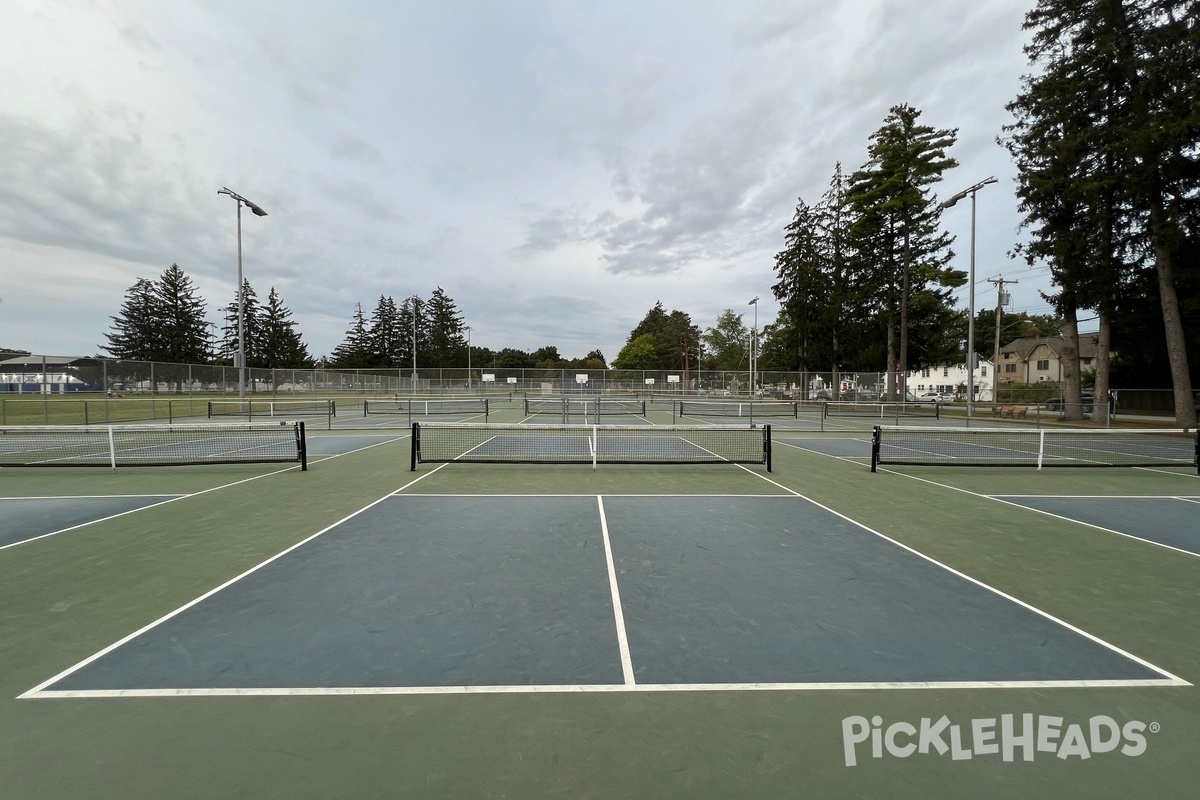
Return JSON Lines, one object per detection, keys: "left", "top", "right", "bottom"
{"left": 1, "top": 416, "right": 1199, "bottom": 799}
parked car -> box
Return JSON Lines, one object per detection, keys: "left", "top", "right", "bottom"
{"left": 1045, "top": 392, "right": 1100, "bottom": 412}
{"left": 918, "top": 391, "right": 950, "bottom": 404}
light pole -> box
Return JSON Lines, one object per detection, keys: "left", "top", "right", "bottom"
{"left": 217, "top": 188, "right": 267, "bottom": 400}
{"left": 465, "top": 325, "right": 472, "bottom": 391}
{"left": 410, "top": 296, "right": 420, "bottom": 389}
{"left": 938, "top": 176, "right": 996, "bottom": 421}
{"left": 748, "top": 297, "right": 758, "bottom": 398}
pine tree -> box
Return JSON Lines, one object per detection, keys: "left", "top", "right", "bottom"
{"left": 424, "top": 287, "right": 465, "bottom": 367}
{"left": 219, "top": 280, "right": 263, "bottom": 367}
{"left": 261, "top": 287, "right": 312, "bottom": 368}
{"left": 330, "top": 303, "right": 374, "bottom": 368}
{"left": 771, "top": 164, "right": 877, "bottom": 391}
{"left": 1004, "top": 0, "right": 1198, "bottom": 425}
{"left": 367, "top": 295, "right": 403, "bottom": 367}
{"left": 155, "top": 264, "right": 211, "bottom": 364}
{"left": 848, "top": 105, "right": 964, "bottom": 398}
{"left": 102, "top": 278, "right": 163, "bottom": 361}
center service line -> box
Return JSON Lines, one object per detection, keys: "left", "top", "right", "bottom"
{"left": 597, "top": 495, "right": 636, "bottom": 686}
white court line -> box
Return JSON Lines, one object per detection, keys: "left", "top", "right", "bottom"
{"left": 25, "top": 677, "right": 1184, "bottom": 699}
{"left": 992, "top": 494, "right": 1198, "bottom": 499}
{"left": 883, "top": 468, "right": 1200, "bottom": 562}
{"left": 0, "top": 494, "right": 178, "bottom": 499}
{"left": 596, "top": 496, "right": 635, "bottom": 686}
{"left": 1133, "top": 465, "right": 1200, "bottom": 478}
{"left": 18, "top": 465, "right": 450, "bottom": 700}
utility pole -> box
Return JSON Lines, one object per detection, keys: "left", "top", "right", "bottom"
{"left": 987, "top": 276, "right": 1017, "bottom": 406}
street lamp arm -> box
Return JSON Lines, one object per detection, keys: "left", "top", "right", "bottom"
{"left": 218, "top": 187, "right": 268, "bottom": 217}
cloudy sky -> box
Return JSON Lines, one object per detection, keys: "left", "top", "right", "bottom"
{"left": 2, "top": 0, "right": 1055, "bottom": 363}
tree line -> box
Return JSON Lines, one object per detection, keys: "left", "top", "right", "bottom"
{"left": 1003, "top": 0, "right": 1198, "bottom": 425}
{"left": 761, "top": 0, "right": 1197, "bottom": 425}
{"left": 99, "top": 266, "right": 610, "bottom": 371}
{"left": 101, "top": 264, "right": 312, "bottom": 368}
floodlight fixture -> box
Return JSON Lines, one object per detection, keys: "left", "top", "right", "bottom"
{"left": 218, "top": 187, "right": 268, "bottom": 399}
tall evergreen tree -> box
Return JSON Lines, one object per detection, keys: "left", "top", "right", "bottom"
{"left": 102, "top": 264, "right": 212, "bottom": 368}
{"left": 424, "top": 287, "right": 465, "bottom": 367}
{"left": 398, "top": 296, "right": 425, "bottom": 372}
{"left": 771, "top": 164, "right": 871, "bottom": 394}
{"left": 261, "top": 287, "right": 312, "bottom": 368}
{"left": 330, "top": 303, "right": 374, "bottom": 368}
{"left": 219, "top": 280, "right": 263, "bottom": 367}
{"left": 1005, "top": 0, "right": 1198, "bottom": 425}
{"left": 102, "top": 277, "right": 163, "bottom": 361}
{"left": 154, "top": 264, "right": 212, "bottom": 364}
{"left": 848, "top": 105, "right": 963, "bottom": 398}
{"left": 367, "top": 295, "right": 403, "bottom": 367}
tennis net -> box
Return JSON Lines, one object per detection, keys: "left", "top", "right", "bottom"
{"left": 411, "top": 422, "right": 771, "bottom": 470}
{"left": 208, "top": 399, "right": 335, "bottom": 418}
{"left": 825, "top": 402, "right": 940, "bottom": 420}
{"left": 364, "top": 398, "right": 489, "bottom": 419}
{"left": 0, "top": 423, "right": 307, "bottom": 469}
{"left": 676, "top": 400, "right": 799, "bottom": 418}
{"left": 871, "top": 425, "right": 1199, "bottom": 472}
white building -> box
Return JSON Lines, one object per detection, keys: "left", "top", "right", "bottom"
{"left": 906, "top": 360, "right": 995, "bottom": 401}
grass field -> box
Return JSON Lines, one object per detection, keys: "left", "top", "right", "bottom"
{"left": 1, "top": 399, "right": 1197, "bottom": 798}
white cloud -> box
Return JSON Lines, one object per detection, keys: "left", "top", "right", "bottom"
{"left": 1, "top": 0, "right": 1043, "bottom": 362}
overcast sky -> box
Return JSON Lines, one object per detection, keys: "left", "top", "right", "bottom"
{"left": 2, "top": 0, "right": 1055, "bottom": 364}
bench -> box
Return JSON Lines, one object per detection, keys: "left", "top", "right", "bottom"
{"left": 999, "top": 406, "right": 1028, "bottom": 418}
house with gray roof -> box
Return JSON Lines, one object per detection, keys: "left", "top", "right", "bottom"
{"left": 995, "top": 334, "right": 1106, "bottom": 385}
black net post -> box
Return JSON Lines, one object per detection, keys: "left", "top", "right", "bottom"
{"left": 871, "top": 425, "right": 881, "bottom": 473}
{"left": 298, "top": 421, "right": 308, "bottom": 471}
{"left": 764, "top": 424, "right": 772, "bottom": 472}
{"left": 410, "top": 422, "right": 420, "bottom": 471}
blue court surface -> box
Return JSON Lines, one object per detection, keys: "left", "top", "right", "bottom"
{"left": 0, "top": 496, "right": 178, "bottom": 550}
{"left": 27, "top": 493, "right": 1179, "bottom": 697}
{"left": 997, "top": 495, "right": 1200, "bottom": 557}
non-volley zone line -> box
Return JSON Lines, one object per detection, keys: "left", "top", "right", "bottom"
{"left": 23, "top": 494, "right": 1185, "bottom": 699}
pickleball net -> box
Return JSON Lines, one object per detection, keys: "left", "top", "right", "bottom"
{"left": 676, "top": 400, "right": 799, "bottom": 418}
{"left": 208, "top": 399, "right": 335, "bottom": 418}
{"left": 825, "top": 402, "right": 940, "bottom": 420}
{"left": 523, "top": 397, "right": 647, "bottom": 422}
{"left": 871, "top": 425, "right": 1198, "bottom": 472}
{"left": 364, "top": 398, "right": 489, "bottom": 419}
{"left": 411, "top": 422, "right": 771, "bottom": 470}
{"left": 0, "top": 423, "right": 307, "bottom": 469}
